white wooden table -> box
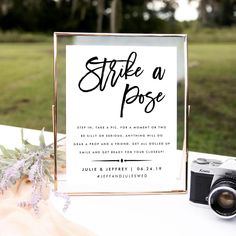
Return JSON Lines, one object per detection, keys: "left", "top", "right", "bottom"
{"left": 0, "top": 125, "right": 235, "bottom": 236}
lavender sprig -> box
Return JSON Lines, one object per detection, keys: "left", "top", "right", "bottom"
{"left": 54, "top": 191, "right": 71, "bottom": 212}
{"left": 0, "top": 159, "right": 25, "bottom": 193}
{"left": 0, "top": 129, "right": 69, "bottom": 214}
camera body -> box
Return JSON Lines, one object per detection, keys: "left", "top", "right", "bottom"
{"left": 190, "top": 158, "right": 236, "bottom": 218}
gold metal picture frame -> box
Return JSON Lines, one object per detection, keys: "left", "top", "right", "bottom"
{"left": 53, "top": 32, "right": 189, "bottom": 195}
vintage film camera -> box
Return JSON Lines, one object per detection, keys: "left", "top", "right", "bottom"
{"left": 190, "top": 158, "right": 236, "bottom": 219}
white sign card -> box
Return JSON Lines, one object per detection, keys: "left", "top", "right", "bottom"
{"left": 54, "top": 33, "right": 188, "bottom": 194}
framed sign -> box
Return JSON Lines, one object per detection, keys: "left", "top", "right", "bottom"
{"left": 53, "top": 33, "right": 188, "bottom": 195}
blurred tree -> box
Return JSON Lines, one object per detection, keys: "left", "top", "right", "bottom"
{"left": 71, "top": 0, "right": 89, "bottom": 21}
{"left": 0, "top": 0, "right": 12, "bottom": 16}
{"left": 0, "top": 0, "right": 181, "bottom": 33}
{"left": 121, "top": 0, "right": 180, "bottom": 33}
{"left": 97, "top": 0, "right": 104, "bottom": 32}
{"left": 196, "top": 0, "right": 236, "bottom": 26}
{"left": 0, "top": 0, "right": 60, "bottom": 31}
{"left": 110, "top": 0, "right": 122, "bottom": 33}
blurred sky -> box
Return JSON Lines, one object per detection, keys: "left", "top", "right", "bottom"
{"left": 175, "top": 0, "right": 199, "bottom": 21}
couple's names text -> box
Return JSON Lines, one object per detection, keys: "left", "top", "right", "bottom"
{"left": 78, "top": 51, "right": 166, "bottom": 117}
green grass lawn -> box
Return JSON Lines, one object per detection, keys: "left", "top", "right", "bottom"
{"left": 189, "top": 43, "right": 236, "bottom": 156}
{"left": 0, "top": 41, "right": 235, "bottom": 156}
{"left": 0, "top": 43, "right": 53, "bottom": 131}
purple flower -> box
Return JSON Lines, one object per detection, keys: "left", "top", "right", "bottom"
{"left": 54, "top": 191, "right": 71, "bottom": 212}
{"left": 0, "top": 159, "right": 25, "bottom": 192}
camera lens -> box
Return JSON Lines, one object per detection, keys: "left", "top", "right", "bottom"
{"left": 217, "top": 191, "right": 234, "bottom": 209}
{"left": 208, "top": 180, "right": 236, "bottom": 219}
